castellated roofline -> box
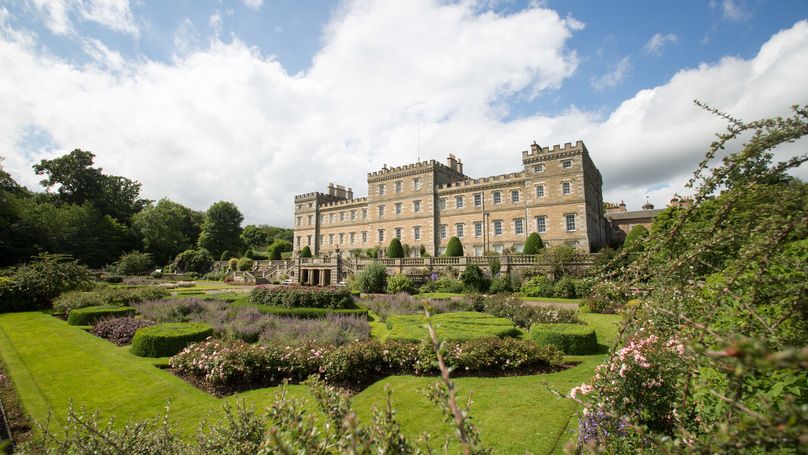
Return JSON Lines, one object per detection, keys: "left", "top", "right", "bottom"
{"left": 319, "top": 196, "right": 369, "bottom": 209}
{"left": 436, "top": 171, "right": 526, "bottom": 190}
{"left": 366, "top": 158, "right": 463, "bottom": 180}
{"left": 521, "top": 140, "right": 586, "bottom": 161}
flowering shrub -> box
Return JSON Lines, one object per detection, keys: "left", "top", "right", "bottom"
{"left": 520, "top": 275, "right": 554, "bottom": 298}
{"left": 573, "top": 332, "right": 686, "bottom": 447}
{"left": 171, "top": 337, "right": 562, "bottom": 390}
{"left": 479, "top": 294, "right": 580, "bottom": 328}
{"left": 134, "top": 298, "right": 223, "bottom": 323}
{"left": 249, "top": 285, "right": 354, "bottom": 309}
{"left": 386, "top": 273, "right": 415, "bottom": 294}
{"left": 360, "top": 293, "right": 464, "bottom": 321}
{"left": 91, "top": 317, "right": 155, "bottom": 345}
{"left": 418, "top": 276, "right": 464, "bottom": 294}
{"left": 580, "top": 280, "right": 628, "bottom": 314}
{"left": 259, "top": 314, "right": 370, "bottom": 346}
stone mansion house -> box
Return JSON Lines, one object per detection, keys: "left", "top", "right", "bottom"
{"left": 293, "top": 140, "right": 608, "bottom": 256}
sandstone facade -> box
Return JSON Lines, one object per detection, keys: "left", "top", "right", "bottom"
{"left": 294, "top": 141, "right": 607, "bottom": 256}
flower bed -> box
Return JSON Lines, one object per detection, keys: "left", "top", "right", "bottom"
{"left": 170, "top": 337, "right": 563, "bottom": 394}
{"left": 478, "top": 294, "right": 581, "bottom": 328}
{"left": 249, "top": 285, "right": 354, "bottom": 309}
{"left": 386, "top": 312, "right": 521, "bottom": 341}
{"left": 53, "top": 286, "right": 169, "bottom": 314}
{"left": 91, "top": 317, "right": 155, "bottom": 345}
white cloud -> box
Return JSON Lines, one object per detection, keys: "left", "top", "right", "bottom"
{"left": 590, "top": 56, "right": 631, "bottom": 90}
{"left": 721, "top": 0, "right": 751, "bottom": 22}
{"left": 25, "top": 0, "right": 138, "bottom": 36}
{"left": 243, "top": 0, "right": 263, "bottom": 10}
{"left": 173, "top": 18, "right": 201, "bottom": 56}
{"left": 644, "top": 33, "right": 677, "bottom": 56}
{"left": 0, "top": 2, "right": 806, "bottom": 225}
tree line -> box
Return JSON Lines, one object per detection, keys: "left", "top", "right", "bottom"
{"left": 0, "top": 150, "right": 292, "bottom": 270}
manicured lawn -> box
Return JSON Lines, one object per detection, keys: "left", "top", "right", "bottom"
{"left": 0, "top": 311, "right": 621, "bottom": 453}
{"left": 386, "top": 312, "right": 521, "bottom": 341}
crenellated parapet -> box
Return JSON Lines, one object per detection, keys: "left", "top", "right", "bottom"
{"left": 319, "top": 196, "right": 369, "bottom": 210}
{"left": 522, "top": 140, "right": 587, "bottom": 164}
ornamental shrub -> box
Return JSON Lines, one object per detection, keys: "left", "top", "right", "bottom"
{"left": 91, "top": 317, "right": 156, "bottom": 345}
{"left": 523, "top": 232, "right": 544, "bottom": 255}
{"left": 67, "top": 305, "right": 136, "bottom": 326}
{"left": 488, "top": 275, "right": 511, "bottom": 294}
{"left": 0, "top": 254, "right": 93, "bottom": 312}
{"left": 386, "top": 274, "right": 414, "bottom": 294}
{"left": 219, "top": 250, "right": 232, "bottom": 261}
{"left": 623, "top": 224, "right": 649, "bottom": 251}
{"left": 385, "top": 238, "right": 404, "bottom": 258}
{"left": 174, "top": 248, "right": 213, "bottom": 274}
{"left": 552, "top": 276, "right": 577, "bottom": 299}
{"left": 444, "top": 237, "right": 463, "bottom": 257}
{"left": 268, "top": 245, "right": 281, "bottom": 260}
{"left": 460, "top": 264, "right": 489, "bottom": 293}
{"left": 299, "top": 246, "right": 312, "bottom": 258}
{"left": 245, "top": 304, "right": 369, "bottom": 319}
{"left": 480, "top": 294, "right": 581, "bottom": 328}
{"left": 236, "top": 257, "right": 254, "bottom": 271}
{"left": 115, "top": 251, "right": 153, "bottom": 276}
{"left": 227, "top": 258, "right": 238, "bottom": 270}
{"left": 259, "top": 314, "right": 370, "bottom": 346}
{"left": 530, "top": 323, "right": 597, "bottom": 354}
{"left": 356, "top": 262, "right": 387, "bottom": 293}
{"left": 418, "top": 276, "right": 464, "bottom": 294}
{"left": 520, "top": 275, "right": 554, "bottom": 298}
{"left": 243, "top": 249, "right": 256, "bottom": 259}
{"left": 130, "top": 322, "right": 214, "bottom": 357}
{"left": 248, "top": 286, "right": 355, "bottom": 309}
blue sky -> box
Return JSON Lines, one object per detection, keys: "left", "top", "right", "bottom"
{"left": 0, "top": 0, "right": 806, "bottom": 224}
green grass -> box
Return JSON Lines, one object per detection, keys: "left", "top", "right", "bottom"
{"left": 0, "top": 310, "right": 622, "bottom": 453}
{"left": 386, "top": 312, "right": 521, "bottom": 341}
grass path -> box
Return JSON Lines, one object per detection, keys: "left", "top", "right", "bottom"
{"left": 0, "top": 311, "right": 620, "bottom": 453}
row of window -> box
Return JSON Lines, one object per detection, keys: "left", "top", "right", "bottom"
{"left": 377, "top": 177, "right": 423, "bottom": 196}
{"left": 294, "top": 214, "right": 578, "bottom": 248}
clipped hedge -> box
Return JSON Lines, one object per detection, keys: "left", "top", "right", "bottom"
{"left": 67, "top": 305, "right": 136, "bottom": 326}
{"left": 530, "top": 323, "right": 598, "bottom": 355}
{"left": 130, "top": 322, "right": 213, "bottom": 357}
{"left": 249, "top": 286, "right": 354, "bottom": 309}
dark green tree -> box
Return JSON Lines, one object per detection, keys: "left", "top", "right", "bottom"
{"left": 197, "top": 201, "right": 244, "bottom": 260}
{"left": 460, "top": 264, "right": 489, "bottom": 293}
{"left": 523, "top": 232, "right": 544, "bottom": 254}
{"left": 132, "top": 198, "right": 203, "bottom": 265}
{"left": 240, "top": 225, "right": 270, "bottom": 250}
{"left": 219, "top": 250, "right": 233, "bottom": 261}
{"left": 623, "top": 224, "right": 649, "bottom": 251}
{"left": 386, "top": 238, "right": 404, "bottom": 258}
{"left": 268, "top": 245, "right": 282, "bottom": 260}
{"left": 299, "top": 246, "right": 312, "bottom": 258}
{"left": 32, "top": 149, "right": 148, "bottom": 223}
{"left": 445, "top": 237, "right": 464, "bottom": 257}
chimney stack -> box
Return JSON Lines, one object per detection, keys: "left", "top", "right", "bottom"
{"left": 346, "top": 187, "right": 353, "bottom": 199}
{"left": 447, "top": 154, "right": 458, "bottom": 172}
{"left": 530, "top": 141, "right": 540, "bottom": 153}
{"left": 327, "top": 183, "right": 335, "bottom": 196}
{"left": 457, "top": 159, "right": 463, "bottom": 175}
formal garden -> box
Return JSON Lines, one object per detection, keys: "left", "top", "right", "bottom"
{"left": 0, "top": 105, "right": 805, "bottom": 453}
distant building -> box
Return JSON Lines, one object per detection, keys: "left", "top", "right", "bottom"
{"left": 605, "top": 193, "right": 693, "bottom": 243}
{"left": 293, "top": 140, "right": 608, "bottom": 256}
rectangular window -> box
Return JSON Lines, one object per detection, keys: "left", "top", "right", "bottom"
{"left": 414, "top": 178, "right": 421, "bottom": 190}
{"left": 562, "top": 181, "right": 571, "bottom": 195}
{"left": 362, "top": 208, "right": 368, "bottom": 219}
{"left": 514, "top": 218, "right": 524, "bottom": 235}
{"left": 536, "top": 185, "right": 545, "bottom": 198}
{"left": 533, "top": 163, "right": 544, "bottom": 173}
{"left": 319, "top": 235, "right": 324, "bottom": 245}
{"left": 455, "top": 196, "right": 464, "bottom": 209}
{"left": 296, "top": 216, "right": 301, "bottom": 226}
{"left": 562, "top": 159, "right": 572, "bottom": 168}
{"left": 439, "top": 198, "right": 446, "bottom": 210}
{"left": 395, "top": 202, "right": 402, "bottom": 215}
{"left": 296, "top": 236, "right": 300, "bottom": 247}
{"left": 493, "top": 220, "right": 503, "bottom": 236}
{"left": 307, "top": 235, "right": 312, "bottom": 246}
{"left": 329, "top": 213, "right": 334, "bottom": 223}
{"left": 339, "top": 212, "right": 345, "bottom": 222}
{"left": 378, "top": 184, "right": 385, "bottom": 195}
{"left": 413, "top": 200, "right": 421, "bottom": 213}
{"left": 565, "top": 214, "right": 576, "bottom": 232}
{"left": 362, "top": 231, "right": 367, "bottom": 243}
{"left": 474, "top": 193, "right": 482, "bottom": 207}
{"left": 307, "top": 215, "right": 313, "bottom": 225}
{"left": 395, "top": 181, "right": 402, "bottom": 193}
{"left": 474, "top": 245, "right": 484, "bottom": 256}
{"left": 329, "top": 234, "right": 334, "bottom": 245}
{"left": 378, "top": 229, "right": 385, "bottom": 242}
{"left": 456, "top": 223, "right": 464, "bottom": 238}
{"left": 339, "top": 233, "right": 344, "bottom": 244}
{"left": 414, "top": 226, "right": 421, "bottom": 240}
{"left": 440, "top": 224, "right": 447, "bottom": 239}
{"left": 350, "top": 210, "right": 356, "bottom": 221}
{"left": 350, "top": 232, "right": 355, "bottom": 244}
{"left": 378, "top": 205, "right": 385, "bottom": 218}
{"left": 395, "top": 227, "right": 402, "bottom": 239}
{"left": 474, "top": 222, "right": 482, "bottom": 237}
{"left": 536, "top": 215, "right": 547, "bottom": 233}
{"left": 319, "top": 215, "right": 323, "bottom": 224}
{"left": 511, "top": 190, "right": 520, "bottom": 203}
{"left": 493, "top": 191, "right": 501, "bottom": 204}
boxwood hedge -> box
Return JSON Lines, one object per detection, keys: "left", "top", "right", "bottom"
{"left": 249, "top": 286, "right": 354, "bottom": 309}
{"left": 130, "top": 322, "right": 213, "bottom": 357}
{"left": 530, "top": 323, "right": 598, "bottom": 355}
{"left": 67, "top": 305, "right": 136, "bottom": 326}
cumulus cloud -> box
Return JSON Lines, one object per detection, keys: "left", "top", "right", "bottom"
{"left": 0, "top": 1, "right": 806, "bottom": 225}
{"left": 590, "top": 56, "right": 631, "bottom": 90}
{"left": 644, "top": 33, "right": 677, "bottom": 56}
{"left": 721, "top": 0, "right": 752, "bottom": 22}
{"left": 25, "top": 0, "right": 138, "bottom": 36}
{"left": 243, "top": 0, "right": 263, "bottom": 10}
